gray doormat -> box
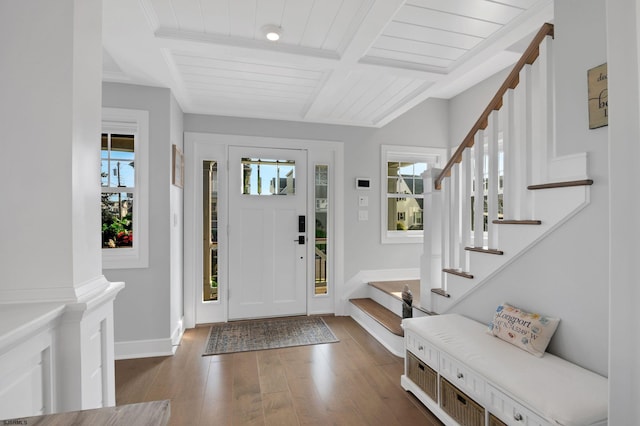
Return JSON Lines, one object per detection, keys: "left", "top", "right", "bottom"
{"left": 203, "top": 316, "right": 339, "bottom": 356}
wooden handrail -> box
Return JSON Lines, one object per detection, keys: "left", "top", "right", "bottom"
{"left": 435, "top": 23, "right": 554, "bottom": 190}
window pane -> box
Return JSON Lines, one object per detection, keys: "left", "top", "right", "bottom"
{"left": 203, "top": 161, "right": 219, "bottom": 302}
{"left": 387, "top": 197, "right": 423, "bottom": 231}
{"left": 101, "top": 192, "right": 133, "bottom": 248}
{"left": 241, "top": 158, "right": 295, "bottom": 195}
{"left": 315, "top": 165, "right": 328, "bottom": 295}
{"left": 387, "top": 161, "right": 427, "bottom": 195}
{"left": 109, "top": 134, "right": 135, "bottom": 188}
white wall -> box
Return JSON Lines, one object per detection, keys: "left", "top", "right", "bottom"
{"left": 185, "top": 98, "right": 450, "bottom": 289}
{"left": 102, "top": 83, "right": 181, "bottom": 354}
{"left": 448, "top": 0, "right": 609, "bottom": 376}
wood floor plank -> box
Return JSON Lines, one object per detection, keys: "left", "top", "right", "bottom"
{"left": 115, "top": 316, "right": 442, "bottom": 426}
{"left": 257, "top": 350, "right": 290, "bottom": 394}
{"left": 262, "top": 390, "right": 299, "bottom": 426}
{"left": 231, "top": 351, "right": 265, "bottom": 425}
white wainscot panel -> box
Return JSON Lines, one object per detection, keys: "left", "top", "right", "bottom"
{"left": 0, "top": 329, "right": 54, "bottom": 419}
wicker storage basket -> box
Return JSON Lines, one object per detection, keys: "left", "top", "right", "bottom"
{"left": 440, "top": 377, "right": 485, "bottom": 426}
{"left": 488, "top": 413, "right": 507, "bottom": 426}
{"left": 406, "top": 351, "right": 438, "bottom": 401}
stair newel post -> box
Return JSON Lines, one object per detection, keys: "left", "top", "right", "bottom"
{"left": 514, "top": 64, "right": 533, "bottom": 219}
{"left": 473, "top": 130, "right": 485, "bottom": 247}
{"left": 420, "top": 168, "right": 443, "bottom": 312}
{"left": 488, "top": 111, "right": 500, "bottom": 249}
{"left": 531, "top": 35, "right": 555, "bottom": 186}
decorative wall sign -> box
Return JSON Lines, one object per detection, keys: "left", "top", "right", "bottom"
{"left": 587, "top": 63, "right": 608, "bottom": 129}
{"left": 172, "top": 144, "right": 184, "bottom": 188}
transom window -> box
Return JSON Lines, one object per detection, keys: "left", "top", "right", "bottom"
{"left": 241, "top": 158, "right": 295, "bottom": 195}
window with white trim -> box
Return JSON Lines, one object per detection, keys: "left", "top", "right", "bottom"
{"left": 101, "top": 108, "right": 149, "bottom": 269}
{"left": 381, "top": 145, "right": 446, "bottom": 244}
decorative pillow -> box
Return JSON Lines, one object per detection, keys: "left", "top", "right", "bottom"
{"left": 488, "top": 303, "right": 560, "bottom": 357}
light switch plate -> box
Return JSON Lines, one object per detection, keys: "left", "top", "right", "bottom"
{"left": 358, "top": 210, "right": 368, "bottom": 221}
{"left": 358, "top": 195, "right": 368, "bottom": 207}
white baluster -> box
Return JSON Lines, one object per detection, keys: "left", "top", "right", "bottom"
{"left": 442, "top": 174, "right": 451, "bottom": 283}
{"left": 488, "top": 111, "right": 499, "bottom": 249}
{"left": 473, "top": 130, "right": 485, "bottom": 247}
{"left": 460, "top": 148, "right": 472, "bottom": 268}
{"left": 503, "top": 88, "right": 515, "bottom": 220}
{"left": 451, "top": 162, "right": 460, "bottom": 270}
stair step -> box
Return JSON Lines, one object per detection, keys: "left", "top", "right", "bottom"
{"left": 465, "top": 246, "right": 504, "bottom": 255}
{"left": 493, "top": 219, "right": 542, "bottom": 225}
{"left": 350, "top": 298, "right": 403, "bottom": 336}
{"left": 527, "top": 179, "right": 594, "bottom": 190}
{"left": 431, "top": 288, "right": 451, "bottom": 298}
{"left": 443, "top": 268, "right": 474, "bottom": 279}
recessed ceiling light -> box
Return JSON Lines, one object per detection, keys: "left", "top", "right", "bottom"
{"left": 262, "top": 25, "right": 282, "bottom": 42}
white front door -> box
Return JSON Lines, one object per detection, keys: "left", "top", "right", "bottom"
{"left": 228, "top": 146, "right": 307, "bottom": 320}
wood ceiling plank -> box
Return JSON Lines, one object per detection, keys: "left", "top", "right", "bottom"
{"left": 228, "top": 0, "right": 256, "bottom": 38}
{"left": 374, "top": 35, "right": 468, "bottom": 60}
{"left": 184, "top": 78, "right": 316, "bottom": 94}
{"left": 394, "top": 5, "right": 503, "bottom": 38}
{"left": 171, "top": 0, "right": 205, "bottom": 33}
{"left": 407, "top": 0, "right": 525, "bottom": 25}
{"left": 383, "top": 21, "right": 483, "bottom": 50}
{"left": 149, "top": 0, "right": 180, "bottom": 28}
{"left": 370, "top": 79, "right": 428, "bottom": 123}
{"left": 180, "top": 68, "right": 320, "bottom": 88}
{"left": 320, "top": 0, "right": 372, "bottom": 51}
{"left": 339, "top": 74, "right": 399, "bottom": 121}
{"left": 254, "top": 0, "right": 286, "bottom": 38}
{"left": 173, "top": 54, "right": 324, "bottom": 80}
{"left": 300, "top": 0, "right": 344, "bottom": 49}
{"left": 280, "top": 0, "right": 316, "bottom": 45}
{"left": 200, "top": 0, "right": 230, "bottom": 35}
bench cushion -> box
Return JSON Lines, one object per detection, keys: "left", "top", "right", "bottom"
{"left": 403, "top": 314, "right": 608, "bottom": 426}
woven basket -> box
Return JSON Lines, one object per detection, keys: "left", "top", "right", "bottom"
{"left": 488, "top": 413, "right": 507, "bottom": 426}
{"left": 406, "top": 351, "right": 438, "bottom": 401}
{"left": 440, "top": 377, "right": 485, "bottom": 426}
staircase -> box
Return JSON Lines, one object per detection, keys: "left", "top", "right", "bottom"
{"left": 349, "top": 23, "right": 594, "bottom": 356}
{"left": 349, "top": 280, "right": 428, "bottom": 357}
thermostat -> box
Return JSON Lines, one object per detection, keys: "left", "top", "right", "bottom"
{"left": 355, "top": 177, "right": 371, "bottom": 190}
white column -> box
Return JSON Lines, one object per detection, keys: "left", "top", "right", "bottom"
{"left": 0, "top": 0, "right": 109, "bottom": 301}
{"left": 0, "top": 0, "right": 123, "bottom": 413}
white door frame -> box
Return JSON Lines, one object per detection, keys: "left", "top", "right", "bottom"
{"left": 183, "top": 132, "right": 344, "bottom": 327}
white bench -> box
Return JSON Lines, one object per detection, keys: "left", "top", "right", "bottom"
{"left": 401, "top": 314, "right": 608, "bottom": 426}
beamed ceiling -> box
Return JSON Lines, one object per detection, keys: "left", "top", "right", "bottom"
{"left": 103, "top": 0, "right": 553, "bottom": 127}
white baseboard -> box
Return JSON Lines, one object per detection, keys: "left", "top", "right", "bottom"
{"left": 171, "top": 318, "right": 185, "bottom": 355}
{"left": 114, "top": 338, "right": 174, "bottom": 360}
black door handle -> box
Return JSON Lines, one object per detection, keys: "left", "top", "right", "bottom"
{"left": 294, "top": 235, "right": 305, "bottom": 244}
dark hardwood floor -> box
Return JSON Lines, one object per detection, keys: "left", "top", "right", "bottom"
{"left": 115, "top": 316, "right": 443, "bottom": 425}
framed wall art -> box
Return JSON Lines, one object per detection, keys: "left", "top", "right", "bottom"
{"left": 588, "top": 63, "right": 608, "bottom": 129}
{"left": 172, "top": 144, "right": 184, "bottom": 188}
